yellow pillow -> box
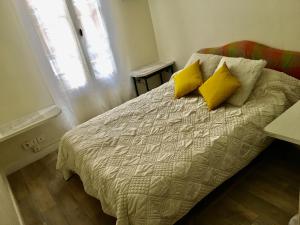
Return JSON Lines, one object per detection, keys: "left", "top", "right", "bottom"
{"left": 173, "top": 60, "right": 203, "bottom": 98}
{"left": 199, "top": 63, "right": 240, "bottom": 110}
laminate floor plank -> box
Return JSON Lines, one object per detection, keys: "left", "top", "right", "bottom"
{"left": 17, "top": 197, "right": 45, "bottom": 225}
{"left": 228, "top": 187, "right": 291, "bottom": 224}
{"left": 42, "top": 206, "right": 70, "bottom": 225}
{"left": 199, "top": 197, "right": 257, "bottom": 225}
{"left": 240, "top": 177, "right": 298, "bottom": 214}
{"left": 8, "top": 171, "right": 29, "bottom": 202}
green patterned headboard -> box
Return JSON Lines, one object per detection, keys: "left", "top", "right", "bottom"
{"left": 198, "top": 41, "right": 300, "bottom": 79}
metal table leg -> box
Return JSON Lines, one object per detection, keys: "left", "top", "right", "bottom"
{"left": 133, "top": 77, "right": 139, "bottom": 96}
{"left": 145, "top": 78, "right": 150, "bottom": 91}
{"left": 170, "top": 65, "right": 174, "bottom": 74}
{"left": 159, "top": 72, "right": 163, "bottom": 84}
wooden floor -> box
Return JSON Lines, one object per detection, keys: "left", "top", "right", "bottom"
{"left": 8, "top": 141, "right": 300, "bottom": 225}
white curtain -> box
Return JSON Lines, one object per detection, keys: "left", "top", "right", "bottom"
{"left": 13, "top": 0, "right": 133, "bottom": 127}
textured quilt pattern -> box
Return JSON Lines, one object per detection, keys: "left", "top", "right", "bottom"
{"left": 57, "top": 71, "right": 300, "bottom": 225}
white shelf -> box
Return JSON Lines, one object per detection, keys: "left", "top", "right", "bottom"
{"left": 265, "top": 101, "right": 300, "bottom": 225}
{"left": 131, "top": 61, "right": 174, "bottom": 78}
{"left": 264, "top": 100, "right": 300, "bottom": 146}
{"left": 0, "top": 105, "right": 61, "bottom": 143}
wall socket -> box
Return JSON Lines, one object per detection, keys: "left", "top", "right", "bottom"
{"left": 22, "top": 135, "right": 46, "bottom": 153}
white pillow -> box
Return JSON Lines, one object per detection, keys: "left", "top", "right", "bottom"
{"left": 215, "top": 57, "right": 267, "bottom": 106}
{"left": 185, "top": 53, "right": 222, "bottom": 80}
{"left": 251, "top": 68, "right": 300, "bottom": 102}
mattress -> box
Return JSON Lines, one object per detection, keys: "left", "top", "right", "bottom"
{"left": 57, "top": 68, "right": 300, "bottom": 225}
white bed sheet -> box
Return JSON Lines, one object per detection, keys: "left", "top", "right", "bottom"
{"left": 57, "top": 69, "right": 300, "bottom": 225}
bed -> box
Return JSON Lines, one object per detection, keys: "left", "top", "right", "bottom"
{"left": 57, "top": 41, "right": 300, "bottom": 225}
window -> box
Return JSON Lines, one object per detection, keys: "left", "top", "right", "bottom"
{"left": 26, "top": 0, "right": 115, "bottom": 89}
{"left": 71, "top": 0, "right": 115, "bottom": 79}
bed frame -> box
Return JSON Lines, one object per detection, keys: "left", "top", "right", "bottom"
{"left": 198, "top": 40, "right": 300, "bottom": 79}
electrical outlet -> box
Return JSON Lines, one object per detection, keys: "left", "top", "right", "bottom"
{"left": 22, "top": 136, "right": 44, "bottom": 153}
{"left": 32, "top": 145, "right": 41, "bottom": 153}
{"left": 37, "top": 135, "right": 46, "bottom": 143}
{"left": 30, "top": 139, "right": 38, "bottom": 146}
{"left": 22, "top": 141, "right": 32, "bottom": 150}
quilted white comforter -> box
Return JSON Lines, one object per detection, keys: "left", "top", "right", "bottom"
{"left": 57, "top": 69, "right": 300, "bottom": 225}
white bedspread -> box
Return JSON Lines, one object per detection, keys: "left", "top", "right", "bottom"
{"left": 57, "top": 69, "right": 300, "bottom": 225}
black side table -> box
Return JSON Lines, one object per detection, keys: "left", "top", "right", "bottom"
{"left": 131, "top": 61, "right": 174, "bottom": 96}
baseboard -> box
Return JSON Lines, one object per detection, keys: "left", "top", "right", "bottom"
{"left": 0, "top": 172, "right": 24, "bottom": 225}
{"left": 5, "top": 141, "right": 59, "bottom": 175}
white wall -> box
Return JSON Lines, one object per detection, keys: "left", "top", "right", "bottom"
{"left": 109, "top": 0, "right": 158, "bottom": 70}
{"left": 148, "top": 0, "right": 300, "bottom": 69}
{"left": 108, "top": 0, "right": 161, "bottom": 95}
{"left": 0, "top": 1, "right": 53, "bottom": 125}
